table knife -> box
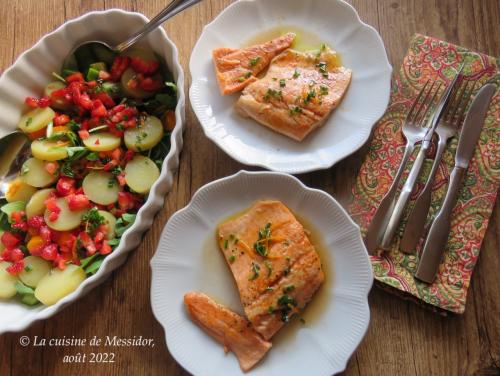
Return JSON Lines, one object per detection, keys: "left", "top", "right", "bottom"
{"left": 415, "top": 83, "right": 496, "bottom": 283}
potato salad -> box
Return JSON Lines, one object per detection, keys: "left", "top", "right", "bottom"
{"left": 0, "top": 45, "right": 177, "bottom": 306}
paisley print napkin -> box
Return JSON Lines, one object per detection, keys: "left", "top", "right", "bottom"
{"left": 348, "top": 34, "right": 499, "bottom": 314}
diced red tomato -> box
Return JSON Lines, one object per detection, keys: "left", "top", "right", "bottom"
{"left": 110, "top": 56, "right": 131, "bottom": 81}
{"left": 91, "top": 99, "right": 107, "bottom": 118}
{"left": 139, "top": 77, "right": 163, "bottom": 92}
{"left": 91, "top": 92, "right": 115, "bottom": 108}
{"left": 45, "top": 162, "right": 59, "bottom": 176}
{"left": 100, "top": 240, "right": 112, "bottom": 255}
{"left": 79, "top": 232, "right": 97, "bottom": 255}
{"left": 78, "top": 129, "right": 90, "bottom": 139}
{"left": 130, "top": 56, "right": 160, "bottom": 75}
{"left": 66, "top": 72, "right": 85, "bottom": 83}
{"left": 53, "top": 114, "right": 70, "bottom": 126}
{"left": 41, "top": 244, "right": 58, "bottom": 261}
{"left": 98, "top": 70, "right": 111, "bottom": 81}
{"left": 1, "top": 232, "right": 21, "bottom": 249}
{"left": 56, "top": 177, "right": 76, "bottom": 196}
{"left": 9, "top": 248, "right": 24, "bottom": 262}
{"left": 67, "top": 194, "right": 90, "bottom": 211}
{"left": 27, "top": 215, "right": 45, "bottom": 229}
{"left": 25, "top": 96, "right": 51, "bottom": 108}
{"left": 6, "top": 261, "right": 24, "bottom": 275}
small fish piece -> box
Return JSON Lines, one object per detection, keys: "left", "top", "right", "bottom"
{"left": 218, "top": 200, "right": 325, "bottom": 340}
{"left": 212, "top": 33, "right": 296, "bottom": 95}
{"left": 184, "top": 292, "right": 272, "bottom": 372}
{"left": 235, "top": 47, "right": 351, "bottom": 141}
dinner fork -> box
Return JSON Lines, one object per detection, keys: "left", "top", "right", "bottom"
{"left": 399, "top": 79, "right": 476, "bottom": 253}
{"left": 380, "top": 68, "right": 463, "bottom": 249}
{"left": 364, "top": 81, "right": 440, "bottom": 254}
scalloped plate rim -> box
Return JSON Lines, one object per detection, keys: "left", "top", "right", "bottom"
{"left": 0, "top": 9, "right": 185, "bottom": 334}
{"left": 189, "top": 0, "right": 392, "bottom": 174}
{"left": 150, "top": 170, "right": 373, "bottom": 375}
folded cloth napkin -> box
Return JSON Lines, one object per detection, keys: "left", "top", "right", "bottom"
{"left": 348, "top": 33, "right": 499, "bottom": 314}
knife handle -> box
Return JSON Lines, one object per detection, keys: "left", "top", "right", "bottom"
{"left": 400, "top": 140, "right": 448, "bottom": 253}
{"left": 380, "top": 141, "right": 429, "bottom": 249}
{"left": 415, "top": 166, "right": 466, "bottom": 283}
{"left": 364, "top": 144, "right": 415, "bottom": 254}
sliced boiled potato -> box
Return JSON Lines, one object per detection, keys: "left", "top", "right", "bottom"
{"left": 5, "top": 177, "right": 37, "bottom": 202}
{"left": 31, "top": 139, "right": 68, "bottom": 161}
{"left": 19, "top": 256, "right": 51, "bottom": 288}
{"left": 44, "top": 81, "right": 70, "bottom": 110}
{"left": 44, "top": 197, "right": 86, "bottom": 231}
{"left": 82, "top": 132, "right": 121, "bottom": 152}
{"left": 82, "top": 171, "right": 120, "bottom": 205}
{"left": 121, "top": 68, "right": 161, "bottom": 99}
{"left": 18, "top": 107, "right": 55, "bottom": 133}
{"left": 124, "top": 116, "right": 164, "bottom": 151}
{"left": 34, "top": 264, "right": 86, "bottom": 305}
{"left": 98, "top": 210, "right": 116, "bottom": 239}
{"left": 21, "top": 158, "right": 57, "bottom": 188}
{"left": 0, "top": 262, "right": 18, "bottom": 299}
{"left": 26, "top": 188, "right": 55, "bottom": 218}
{"left": 124, "top": 155, "right": 160, "bottom": 194}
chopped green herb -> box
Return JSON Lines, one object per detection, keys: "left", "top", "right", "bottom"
{"left": 224, "top": 239, "right": 229, "bottom": 249}
{"left": 304, "top": 89, "right": 316, "bottom": 104}
{"left": 249, "top": 262, "right": 261, "bottom": 281}
{"left": 86, "top": 152, "right": 99, "bottom": 161}
{"left": 24, "top": 264, "right": 33, "bottom": 272}
{"left": 264, "top": 260, "right": 273, "bottom": 277}
{"left": 266, "top": 287, "right": 274, "bottom": 292}
{"left": 228, "top": 255, "right": 236, "bottom": 263}
{"left": 82, "top": 208, "right": 105, "bottom": 235}
{"left": 107, "top": 178, "right": 116, "bottom": 188}
{"left": 289, "top": 106, "right": 302, "bottom": 116}
{"left": 316, "top": 61, "right": 329, "bottom": 77}
{"left": 253, "top": 223, "right": 272, "bottom": 257}
{"left": 284, "top": 285, "right": 295, "bottom": 293}
{"left": 293, "top": 69, "right": 300, "bottom": 79}
{"left": 276, "top": 294, "right": 298, "bottom": 322}
{"left": 263, "top": 89, "right": 282, "bottom": 102}
{"left": 249, "top": 56, "right": 261, "bottom": 67}
{"left": 279, "top": 79, "right": 286, "bottom": 88}
{"left": 25, "top": 117, "right": 33, "bottom": 127}
{"left": 268, "top": 306, "right": 275, "bottom": 314}
{"left": 320, "top": 85, "right": 329, "bottom": 95}
{"left": 237, "top": 71, "right": 252, "bottom": 82}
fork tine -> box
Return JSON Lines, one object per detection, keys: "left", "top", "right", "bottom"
{"left": 455, "top": 81, "right": 477, "bottom": 125}
{"left": 406, "top": 80, "right": 430, "bottom": 121}
{"left": 446, "top": 78, "right": 470, "bottom": 121}
{"left": 442, "top": 76, "right": 465, "bottom": 121}
{"left": 416, "top": 82, "right": 442, "bottom": 125}
{"left": 413, "top": 80, "right": 437, "bottom": 123}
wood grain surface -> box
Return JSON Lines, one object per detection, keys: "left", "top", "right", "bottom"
{"left": 0, "top": 1, "right": 498, "bottom": 375}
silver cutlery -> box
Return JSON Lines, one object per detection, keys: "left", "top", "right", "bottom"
{"left": 364, "top": 80, "right": 441, "bottom": 254}
{"left": 415, "top": 83, "right": 496, "bottom": 283}
{"left": 399, "top": 79, "right": 476, "bottom": 253}
{"left": 379, "top": 67, "right": 464, "bottom": 250}
{"left": 63, "top": 0, "right": 202, "bottom": 67}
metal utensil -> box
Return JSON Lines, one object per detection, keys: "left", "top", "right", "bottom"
{"left": 415, "top": 83, "right": 496, "bottom": 283}
{"left": 63, "top": 0, "right": 201, "bottom": 67}
{"left": 379, "top": 67, "right": 464, "bottom": 249}
{"left": 399, "top": 79, "right": 476, "bottom": 253}
{"left": 0, "top": 132, "right": 31, "bottom": 199}
{"left": 364, "top": 81, "right": 441, "bottom": 254}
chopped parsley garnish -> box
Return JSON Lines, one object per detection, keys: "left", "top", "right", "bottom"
{"left": 276, "top": 294, "right": 298, "bottom": 322}
{"left": 82, "top": 208, "right": 105, "bottom": 234}
{"left": 25, "top": 117, "right": 33, "bottom": 127}
{"left": 24, "top": 264, "right": 33, "bottom": 272}
{"left": 253, "top": 223, "right": 272, "bottom": 256}
{"left": 237, "top": 72, "right": 252, "bottom": 82}
{"left": 224, "top": 239, "right": 229, "bottom": 249}
{"left": 264, "top": 260, "right": 273, "bottom": 277}
{"left": 320, "top": 85, "right": 329, "bottom": 95}
{"left": 304, "top": 89, "right": 316, "bottom": 104}
{"left": 316, "top": 62, "right": 328, "bottom": 77}
{"left": 86, "top": 152, "right": 99, "bottom": 161}
{"left": 107, "top": 178, "right": 116, "bottom": 188}
{"left": 268, "top": 306, "right": 275, "bottom": 314}
{"left": 263, "top": 89, "right": 282, "bottom": 102}
{"left": 228, "top": 255, "right": 236, "bottom": 263}
{"left": 249, "top": 262, "right": 261, "bottom": 281}
{"left": 290, "top": 106, "right": 302, "bottom": 116}
{"left": 249, "top": 56, "right": 261, "bottom": 67}
{"left": 293, "top": 69, "right": 300, "bottom": 79}
{"left": 279, "top": 79, "right": 286, "bottom": 88}
{"left": 283, "top": 285, "right": 295, "bottom": 293}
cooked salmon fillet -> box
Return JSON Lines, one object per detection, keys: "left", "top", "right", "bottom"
{"left": 235, "top": 47, "right": 352, "bottom": 141}
{"left": 184, "top": 292, "right": 272, "bottom": 372}
{"left": 217, "top": 200, "right": 325, "bottom": 340}
{"left": 212, "top": 33, "right": 295, "bottom": 95}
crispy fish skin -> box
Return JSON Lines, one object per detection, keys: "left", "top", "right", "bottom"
{"left": 184, "top": 292, "right": 272, "bottom": 372}
{"left": 212, "top": 33, "right": 296, "bottom": 95}
{"left": 218, "top": 200, "right": 325, "bottom": 340}
{"left": 235, "top": 48, "right": 352, "bottom": 141}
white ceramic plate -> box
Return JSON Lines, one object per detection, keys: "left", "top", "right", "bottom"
{"left": 0, "top": 10, "right": 185, "bottom": 334}
{"left": 189, "top": 0, "right": 392, "bottom": 174}
{"left": 151, "top": 171, "right": 373, "bottom": 376}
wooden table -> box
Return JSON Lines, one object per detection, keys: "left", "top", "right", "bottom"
{"left": 0, "top": 1, "right": 498, "bottom": 375}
